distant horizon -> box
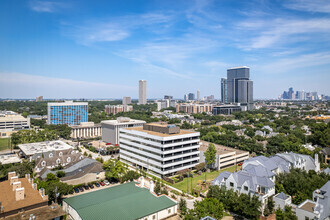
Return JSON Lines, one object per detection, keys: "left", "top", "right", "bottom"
{"left": 1, "top": 0, "right": 330, "bottom": 99}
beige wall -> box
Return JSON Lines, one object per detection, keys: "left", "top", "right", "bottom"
{"left": 62, "top": 172, "right": 105, "bottom": 185}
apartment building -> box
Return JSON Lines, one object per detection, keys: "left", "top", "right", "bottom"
{"left": 119, "top": 123, "right": 200, "bottom": 177}
{"left": 47, "top": 101, "right": 88, "bottom": 125}
{"left": 0, "top": 111, "right": 30, "bottom": 138}
{"left": 176, "top": 103, "right": 215, "bottom": 114}
{"left": 104, "top": 104, "right": 133, "bottom": 115}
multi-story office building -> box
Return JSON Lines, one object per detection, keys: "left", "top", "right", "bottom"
{"left": 70, "top": 122, "right": 102, "bottom": 139}
{"left": 0, "top": 111, "right": 30, "bottom": 138}
{"left": 104, "top": 105, "right": 133, "bottom": 115}
{"left": 36, "top": 96, "right": 43, "bottom": 102}
{"left": 164, "top": 95, "right": 173, "bottom": 100}
{"left": 212, "top": 105, "right": 242, "bottom": 115}
{"left": 226, "top": 66, "right": 253, "bottom": 110}
{"left": 47, "top": 101, "right": 88, "bottom": 125}
{"left": 139, "top": 80, "right": 147, "bottom": 104}
{"left": 221, "top": 78, "right": 227, "bottom": 103}
{"left": 122, "top": 96, "right": 131, "bottom": 105}
{"left": 101, "top": 117, "right": 146, "bottom": 145}
{"left": 119, "top": 123, "right": 200, "bottom": 177}
{"left": 197, "top": 90, "right": 200, "bottom": 101}
{"left": 188, "top": 93, "right": 195, "bottom": 101}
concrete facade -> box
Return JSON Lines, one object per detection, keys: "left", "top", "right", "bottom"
{"left": 139, "top": 80, "right": 147, "bottom": 104}
{"left": 70, "top": 122, "right": 102, "bottom": 139}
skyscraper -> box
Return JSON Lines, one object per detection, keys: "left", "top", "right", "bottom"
{"left": 47, "top": 101, "right": 88, "bottom": 125}
{"left": 197, "top": 90, "right": 200, "bottom": 101}
{"left": 227, "top": 66, "right": 253, "bottom": 110}
{"left": 138, "top": 80, "right": 147, "bottom": 105}
{"left": 122, "top": 96, "right": 131, "bottom": 105}
{"left": 188, "top": 93, "right": 195, "bottom": 101}
{"left": 221, "top": 78, "right": 227, "bottom": 103}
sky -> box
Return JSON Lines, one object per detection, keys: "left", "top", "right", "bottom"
{"left": 0, "top": 0, "right": 330, "bottom": 100}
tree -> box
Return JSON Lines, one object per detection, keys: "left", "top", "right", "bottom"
{"left": 179, "top": 198, "right": 187, "bottom": 215}
{"left": 103, "top": 159, "right": 127, "bottom": 182}
{"left": 121, "top": 170, "right": 140, "bottom": 183}
{"left": 275, "top": 206, "right": 297, "bottom": 220}
{"left": 264, "top": 197, "right": 275, "bottom": 216}
{"left": 56, "top": 171, "right": 66, "bottom": 178}
{"left": 204, "top": 143, "right": 216, "bottom": 169}
{"left": 154, "top": 181, "right": 161, "bottom": 195}
{"left": 186, "top": 198, "right": 224, "bottom": 220}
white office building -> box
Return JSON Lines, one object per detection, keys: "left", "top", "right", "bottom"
{"left": 119, "top": 123, "right": 200, "bottom": 177}
{"left": 0, "top": 111, "right": 30, "bottom": 138}
{"left": 139, "top": 80, "right": 147, "bottom": 104}
{"left": 101, "top": 117, "right": 146, "bottom": 145}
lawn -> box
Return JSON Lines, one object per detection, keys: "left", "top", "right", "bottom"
{"left": 171, "top": 165, "right": 240, "bottom": 193}
{"left": 0, "top": 138, "right": 10, "bottom": 151}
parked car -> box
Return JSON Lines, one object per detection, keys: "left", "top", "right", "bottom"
{"left": 95, "top": 182, "right": 100, "bottom": 187}
{"left": 79, "top": 186, "right": 84, "bottom": 192}
{"left": 83, "top": 185, "right": 89, "bottom": 190}
{"left": 74, "top": 188, "right": 79, "bottom": 193}
{"left": 238, "top": 162, "right": 243, "bottom": 166}
{"left": 103, "top": 180, "right": 110, "bottom": 186}
{"left": 100, "top": 181, "right": 105, "bottom": 186}
{"left": 89, "top": 184, "right": 94, "bottom": 189}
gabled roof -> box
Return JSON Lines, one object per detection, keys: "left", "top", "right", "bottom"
{"left": 211, "top": 171, "right": 231, "bottom": 185}
{"left": 243, "top": 164, "right": 275, "bottom": 178}
{"left": 319, "top": 181, "right": 330, "bottom": 197}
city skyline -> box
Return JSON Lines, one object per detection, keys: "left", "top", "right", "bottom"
{"left": 1, "top": 0, "right": 330, "bottom": 99}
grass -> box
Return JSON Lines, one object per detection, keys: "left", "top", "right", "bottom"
{"left": 171, "top": 165, "right": 240, "bottom": 193}
{"left": 0, "top": 138, "right": 11, "bottom": 151}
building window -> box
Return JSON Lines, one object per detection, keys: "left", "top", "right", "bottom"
{"left": 153, "top": 215, "right": 156, "bottom": 220}
{"left": 41, "top": 161, "right": 46, "bottom": 167}
{"left": 168, "top": 209, "right": 171, "bottom": 214}
{"left": 244, "top": 186, "right": 248, "bottom": 191}
{"left": 305, "top": 217, "right": 310, "bottom": 220}
{"left": 49, "top": 153, "right": 53, "bottom": 158}
{"left": 59, "top": 152, "right": 63, "bottom": 156}
{"left": 67, "top": 157, "right": 71, "bottom": 163}
{"left": 230, "top": 182, "right": 234, "bottom": 187}
{"left": 56, "top": 159, "right": 61, "bottom": 164}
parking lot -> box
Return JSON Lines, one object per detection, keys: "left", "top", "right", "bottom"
{"left": 65, "top": 180, "right": 120, "bottom": 198}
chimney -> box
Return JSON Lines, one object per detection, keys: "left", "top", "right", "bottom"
{"left": 10, "top": 176, "right": 19, "bottom": 185}
{"left": 140, "top": 176, "right": 145, "bottom": 187}
{"left": 150, "top": 180, "right": 154, "bottom": 193}
{"left": 8, "top": 171, "right": 16, "bottom": 179}
{"left": 12, "top": 181, "right": 21, "bottom": 191}
{"left": 25, "top": 173, "right": 30, "bottom": 180}
{"left": 15, "top": 187, "right": 25, "bottom": 201}
{"left": 39, "top": 188, "right": 45, "bottom": 197}
{"left": 42, "top": 195, "right": 48, "bottom": 201}
{"left": 33, "top": 183, "right": 38, "bottom": 190}
{"left": 30, "top": 178, "right": 34, "bottom": 185}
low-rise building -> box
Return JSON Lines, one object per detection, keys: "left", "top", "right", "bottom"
{"left": 70, "top": 122, "right": 102, "bottom": 139}
{"left": 0, "top": 111, "right": 30, "bottom": 138}
{"left": 212, "top": 105, "right": 242, "bottom": 115}
{"left": 39, "top": 158, "right": 104, "bottom": 185}
{"left": 199, "top": 141, "right": 249, "bottom": 170}
{"left": 119, "top": 123, "right": 200, "bottom": 177}
{"left": 296, "top": 200, "right": 318, "bottom": 220}
{"left": 0, "top": 153, "right": 22, "bottom": 165}
{"left": 273, "top": 192, "right": 292, "bottom": 211}
{"left": 176, "top": 103, "right": 215, "bottom": 114}
{"left": 101, "top": 117, "right": 146, "bottom": 145}
{"left": 63, "top": 180, "right": 177, "bottom": 220}
{"left": 320, "top": 147, "right": 330, "bottom": 164}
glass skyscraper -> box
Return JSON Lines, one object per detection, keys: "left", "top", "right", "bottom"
{"left": 47, "top": 101, "right": 88, "bottom": 125}
{"left": 221, "top": 78, "right": 227, "bottom": 103}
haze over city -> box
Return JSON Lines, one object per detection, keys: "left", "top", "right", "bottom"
{"left": 1, "top": 0, "right": 330, "bottom": 99}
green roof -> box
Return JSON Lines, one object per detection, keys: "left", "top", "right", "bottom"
{"left": 64, "top": 182, "right": 177, "bottom": 220}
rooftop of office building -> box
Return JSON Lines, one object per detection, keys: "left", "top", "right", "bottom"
{"left": 123, "top": 123, "right": 197, "bottom": 137}
{"left": 228, "top": 66, "right": 249, "bottom": 70}
{"left": 101, "top": 117, "right": 146, "bottom": 125}
{"left": 47, "top": 101, "right": 88, "bottom": 106}
{"left": 18, "top": 140, "right": 73, "bottom": 156}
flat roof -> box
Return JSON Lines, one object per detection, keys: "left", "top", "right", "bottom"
{"left": 228, "top": 66, "right": 249, "bottom": 70}
{"left": 101, "top": 118, "right": 146, "bottom": 125}
{"left": 123, "top": 126, "right": 197, "bottom": 137}
{"left": 64, "top": 182, "right": 176, "bottom": 220}
{"left": 299, "top": 200, "right": 316, "bottom": 213}
{"left": 0, "top": 178, "right": 45, "bottom": 213}
{"left": 18, "top": 140, "right": 73, "bottom": 156}
{"left": 0, "top": 154, "right": 22, "bottom": 165}
{"left": 47, "top": 101, "right": 88, "bottom": 106}
{"left": 199, "top": 141, "right": 248, "bottom": 155}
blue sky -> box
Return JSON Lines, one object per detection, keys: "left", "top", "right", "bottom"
{"left": 0, "top": 0, "right": 330, "bottom": 99}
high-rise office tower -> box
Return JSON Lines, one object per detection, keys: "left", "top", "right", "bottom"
{"left": 164, "top": 95, "right": 173, "bottom": 100}
{"left": 47, "top": 101, "right": 88, "bottom": 125}
{"left": 36, "top": 96, "right": 43, "bottom": 102}
{"left": 188, "top": 93, "right": 195, "bottom": 101}
{"left": 227, "top": 66, "right": 253, "bottom": 110}
{"left": 138, "top": 80, "right": 147, "bottom": 105}
{"left": 122, "top": 96, "right": 131, "bottom": 105}
{"left": 197, "top": 90, "right": 200, "bottom": 101}
{"left": 221, "top": 78, "right": 227, "bottom": 103}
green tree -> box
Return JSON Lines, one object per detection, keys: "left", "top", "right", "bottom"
{"left": 186, "top": 198, "right": 224, "bottom": 220}
{"left": 204, "top": 143, "right": 216, "bottom": 169}
{"left": 179, "top": 198, "right": 187, "bottom": 215}
{"left": 56, "top": 171, "right": 66, "bottom": 178}
{"left": 103, "top": 159, "right": 127, "bottom": 182}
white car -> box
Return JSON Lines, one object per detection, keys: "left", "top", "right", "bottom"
{"left": 103, "top": 180, "right": 110, "bottom": 185}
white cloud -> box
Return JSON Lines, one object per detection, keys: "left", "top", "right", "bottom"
{"left": 283, "top": 0, "right": 330, "bottom": 13}
{"left": 0, "top": 73, "right": 135, "bottom": 99}
{"left": 29, "top": 1, "right": 66, "bottom": 13}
